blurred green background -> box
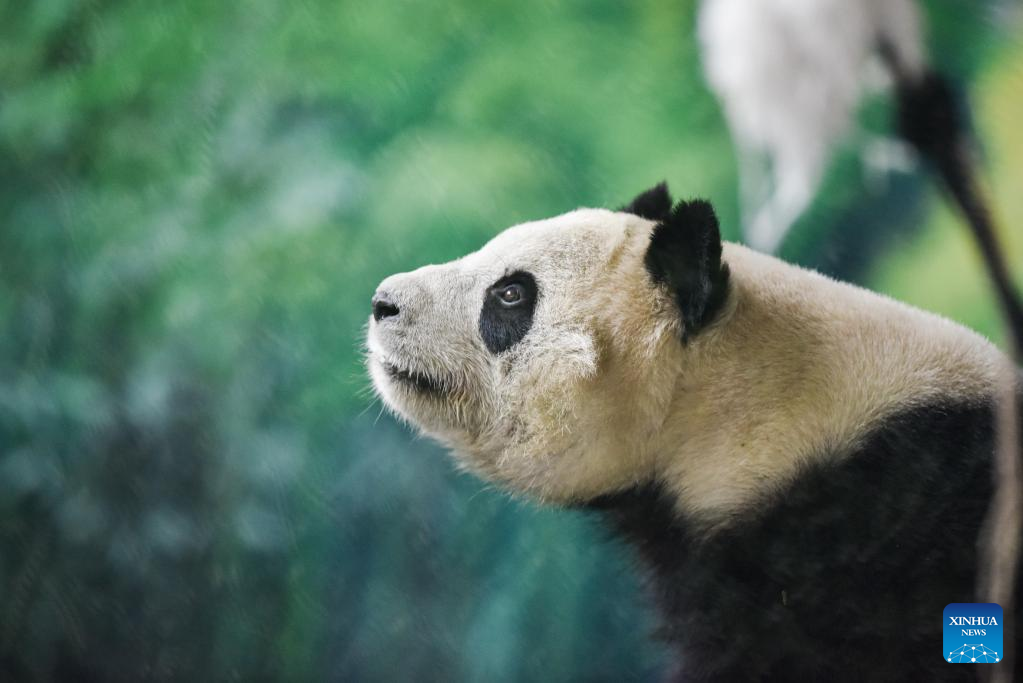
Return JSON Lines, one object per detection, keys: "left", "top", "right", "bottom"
{"left": 1, "top": 1, "right": 1021, "bottom": 681}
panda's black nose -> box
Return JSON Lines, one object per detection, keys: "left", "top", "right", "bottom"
{"left": 372, "top": 291, "right": 400, "bottom": 322}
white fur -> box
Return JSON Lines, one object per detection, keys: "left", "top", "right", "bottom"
{"left": 368, "top": 209, "right": 1007, "bottom": 526}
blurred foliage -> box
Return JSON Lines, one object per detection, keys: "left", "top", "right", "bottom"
{"left": 0, "top": 0, "right": 1020, "bottom": 681}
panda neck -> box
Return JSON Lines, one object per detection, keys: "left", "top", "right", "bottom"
{"left": 645, "top": 243, "right": 1002, "bottom": 524}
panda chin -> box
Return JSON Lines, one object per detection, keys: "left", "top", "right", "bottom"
{"left": 380, "top": 360, "right": 447, "bottom": 396}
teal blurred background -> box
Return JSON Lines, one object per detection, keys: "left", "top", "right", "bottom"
{"left": 1, "top": 1, "right": 1021, "bottom": 681}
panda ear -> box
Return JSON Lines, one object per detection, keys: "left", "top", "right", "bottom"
{"left": 620, "top": 182, "right": 673, "bottom": 222}
{"left": 644, "top": 199, "right": 730, "bottom": 341}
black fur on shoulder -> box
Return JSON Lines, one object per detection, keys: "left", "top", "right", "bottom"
{"left": 620, "top": 182, "right": 673, "bottom": 222}
{"left": 585, "top": 398, "right": 1019, "bottom": 682}
{"left": 644, "top": 198, "right": 730, "bottom": 342}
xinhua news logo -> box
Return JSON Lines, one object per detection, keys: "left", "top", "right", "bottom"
{"left": 944, "top": 603, "right": 1003, "bottom": 664}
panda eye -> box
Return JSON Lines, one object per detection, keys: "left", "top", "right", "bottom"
{"left": 496, "top": 283, "right": 525, "bottom": 306}
{"left": 480, "top": 271, "right": 538, "bottom": 354}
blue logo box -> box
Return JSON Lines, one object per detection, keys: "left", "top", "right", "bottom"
{"left": 944, "top": 603, "right": 1003, "bottom": 663}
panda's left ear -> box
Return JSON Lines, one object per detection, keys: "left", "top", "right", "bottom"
{"left": 644, "top": 199, "right": 730, "bottom": 341}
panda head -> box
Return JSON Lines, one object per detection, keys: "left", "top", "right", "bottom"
{"left": 366, "top": 183, "right": 731, "bottom": 503}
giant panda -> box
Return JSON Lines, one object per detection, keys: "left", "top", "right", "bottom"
{"left": 366, "top": 182, "right": 1020, "bottom": 681}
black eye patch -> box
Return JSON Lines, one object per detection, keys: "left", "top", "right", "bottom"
{"left": 479, "top": 271, "right": 539, "bottom": 354}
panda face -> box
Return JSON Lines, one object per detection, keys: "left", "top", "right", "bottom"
{"left": 367, "top": 207, "right": 689, "bottom": 501}
{"left": 367, "top": 184, "right": 736, "bottom": 504}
